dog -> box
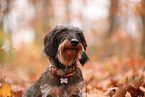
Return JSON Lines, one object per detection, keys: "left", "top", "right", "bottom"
{"left": 22, "top": 24, "right": 89, "bottom": 97}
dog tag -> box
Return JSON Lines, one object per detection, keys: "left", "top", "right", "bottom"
{"left": 60, "top": 78, "right": 68, "bottom": 84}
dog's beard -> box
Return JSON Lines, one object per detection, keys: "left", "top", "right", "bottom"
{"left": 57, "top": 40, "right": 83, "bottom": 66}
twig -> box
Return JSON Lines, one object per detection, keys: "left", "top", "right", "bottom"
{"left": 86, "top": 74, "right": 94, "bottom": 97}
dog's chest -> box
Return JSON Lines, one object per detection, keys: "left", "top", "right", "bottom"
{"left": 40, "top": 81, "right": 84, "bottom": 97}
{"left": 39, "top": 68, "right": 84, "bottom": 97}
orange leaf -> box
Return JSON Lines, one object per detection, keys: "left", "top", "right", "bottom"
{"left": 12, "top": 90, "right": 23, "bottom": 97}
{"left": 0, "top": 82, "right": 12, "bottom": 97}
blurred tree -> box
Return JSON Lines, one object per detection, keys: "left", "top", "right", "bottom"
{"left": 64, "top": 0, "right": 71, "bottom": 23}
{"left": 0, "top": 0, "right": 14, "bottom": 62}
{"left": 141, "top": 0, "right": 145, "bottom": 55}
{"left": 0, "top": 20, "right": 5, "bottom": 61}
{"left": 32, "top": 0, "right": 52, "bottom": 45}
{"left": 103, "top": 0, "right": 119, "bottom": 57}
{"left": 107, "top": 0, "right": 119, "bottom": 38}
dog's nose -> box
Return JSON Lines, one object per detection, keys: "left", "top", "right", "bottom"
{"left": 71, "top": 39, "right": 79, "bottom": 46}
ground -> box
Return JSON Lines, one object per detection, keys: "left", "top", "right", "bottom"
{"left": 0, "top": 47, "right": 145, "bottom": 97}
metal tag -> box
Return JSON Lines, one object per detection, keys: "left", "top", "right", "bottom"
{"left": 60, "top": 78, "right": 68, "bottom": 84}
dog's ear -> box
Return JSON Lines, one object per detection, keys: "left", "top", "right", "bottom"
{"left": 79, "top": 32, "right": 89, "bottom": 66}
{"left": 80, "top": 32, "right": 87, "bottom": 50}
{"left": 79, "top": 51, "right": 89, "bottom": 66}
{"left": 43, "top": 32, "right": 58, "bottom": 60}
{"left": 43, "top": 34, "right": 49, "bottom": 47}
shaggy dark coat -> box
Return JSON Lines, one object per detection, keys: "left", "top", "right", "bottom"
{"left": 22, "top": 24, "right": 89, "bottom": 97}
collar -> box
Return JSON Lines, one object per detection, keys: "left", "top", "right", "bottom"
{"left": 49, "top": 64, "right": 79, "bottom": 78}
{"left": 52, "top": 58, "right": 77, "bottom": 69}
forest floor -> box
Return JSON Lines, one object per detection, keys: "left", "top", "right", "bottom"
{"left": 0, "top": 47, "right": 145, "bottom": 97}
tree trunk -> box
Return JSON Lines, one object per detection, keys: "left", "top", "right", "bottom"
{"left": 64, "top": 0, "right": 71, "bottom": 24}
{"left": 107, "top": 0, "right": 118, "bottom": 38}
{"left": 141, "top": 0, "right": 145, "bottom": 55}
{"left": 104, "top": 0, "right": 119, "bottom": 57}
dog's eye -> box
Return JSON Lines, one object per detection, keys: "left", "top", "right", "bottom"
{"left": 76, "top": 32, "right": 80, "bottom": 36}
{"left": 62, "top": 31, "right": 66, "bottom": 34}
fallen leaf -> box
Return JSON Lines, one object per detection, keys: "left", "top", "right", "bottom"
{"left": 12, "top": 90, "right": 23, "bottom": 97}
{"left": 127, "top": 77, "right": 144, "bottom": 97}
{"left": 0, "top": 81, "right": 12, "bottom": 97}
{"left": 139, "top": 86, "right": 145, "bottom": 93}
{"left": 113, "top": 77, "right": 144, "bottom": 97}
{"left": 113, "top": 79, "right": 129, "bottom": 97}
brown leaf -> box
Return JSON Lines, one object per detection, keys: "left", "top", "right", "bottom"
{"left": 127, "top": 77, "right": 144, "bottom": 97}
{"left": 128, "top": 84, "right": 144, "bottom": 97}
{"left": 113, "top": 77, "right": 144, "bottom": 97}
{"left": 113, "top": 77, "right": 129, "bottom": 97}
{"left": 12, "top": 90, "right": 23, "bottom": 97}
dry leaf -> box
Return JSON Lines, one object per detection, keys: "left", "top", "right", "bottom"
{"left": 12, "top": 90, "right": 23, "bottom": 97}
{"left": 113, "top": 78, "right": 129, "bottom": 97}
{"left": 113, "top": 77, "right": 144, "bottom": 97}
{"left": 0, "top": 81, "right": 12, "bottom": 97}
{"left": 139, "top": 86, "right": 145, "bottom": 93}
{"left": 127, "top": 77, "right": 144, "bottom": 97}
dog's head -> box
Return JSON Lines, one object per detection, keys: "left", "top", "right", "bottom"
{"left": 43, "top": 24, "right": 88, "bottom": 66}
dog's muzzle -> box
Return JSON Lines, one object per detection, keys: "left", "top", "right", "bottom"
{"left": 57, "top": 39, "right": 83, "bottom": 66}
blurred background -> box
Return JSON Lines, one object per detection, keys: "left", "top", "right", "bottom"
{"left": 0, "top": 0, "right": 145, "bottom": 96}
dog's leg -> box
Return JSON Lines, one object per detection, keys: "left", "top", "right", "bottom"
{"left": 71, "top": 89, "right": 84, "bottom": 97}
{"left": 22, "top": 85, "right": 42, "bottom": 97}
{"left": 70, "top": 81, "right": 84, "bottom": 97}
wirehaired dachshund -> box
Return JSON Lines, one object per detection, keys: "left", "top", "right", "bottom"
{"left": 22, "top": 24, "right": 89, "bottom": 97}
